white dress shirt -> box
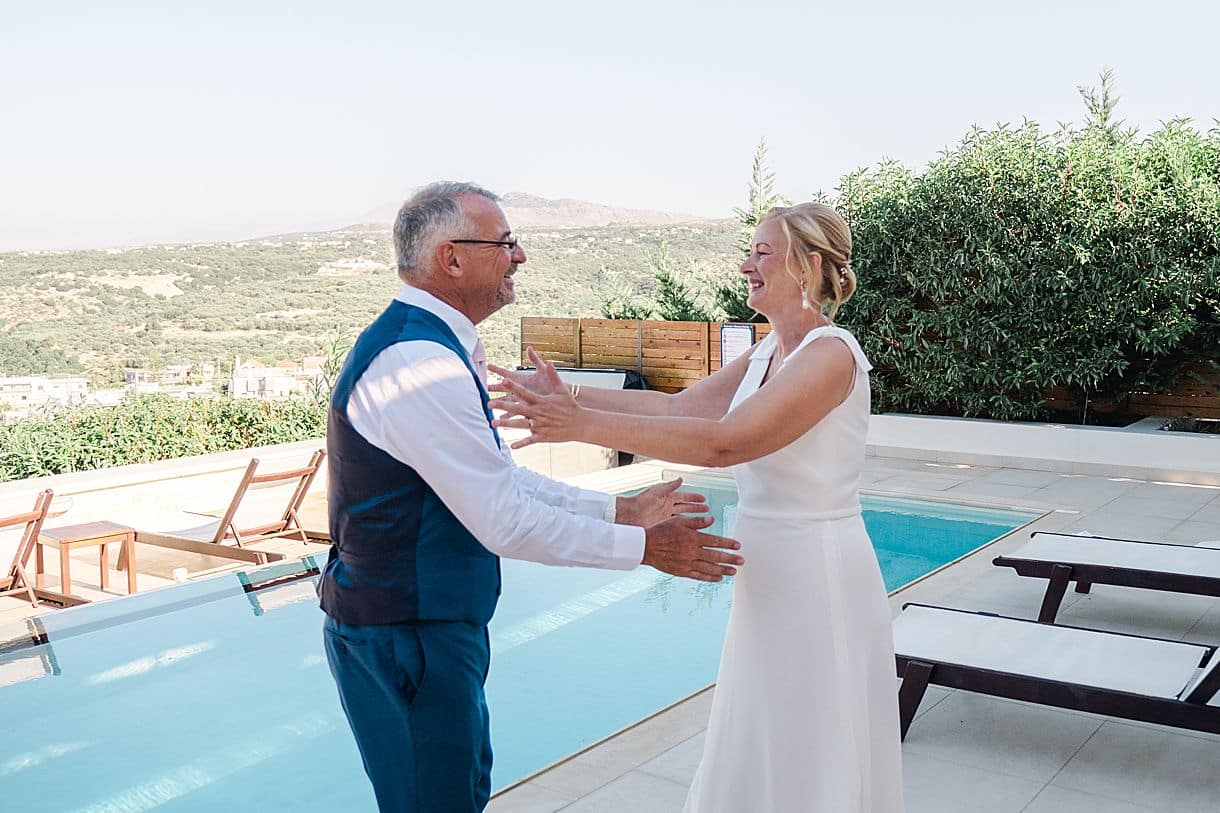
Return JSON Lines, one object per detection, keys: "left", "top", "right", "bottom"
{"left": 346, "top": 285, "right": 645, "bottom": 570}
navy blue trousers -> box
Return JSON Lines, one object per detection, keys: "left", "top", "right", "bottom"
{"left": 324, "top": 616, "right": 493, "bottom": 813}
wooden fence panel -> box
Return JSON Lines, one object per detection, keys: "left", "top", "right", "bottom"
{"left": 1041, "top": 365, "right": 1220, "bottom": 420}
{"left": 522, "top": 318, "right": 769, "bottom": 390}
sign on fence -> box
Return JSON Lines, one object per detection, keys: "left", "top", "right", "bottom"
{"left": 719, "top": 324, "right": 756, "bottom": 367}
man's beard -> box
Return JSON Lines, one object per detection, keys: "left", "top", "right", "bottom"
{"left": 487, "top": 264, "right": 518, "bottom": 314}
{"left": 497, "top": 264, "right": 518, "bottom": 306}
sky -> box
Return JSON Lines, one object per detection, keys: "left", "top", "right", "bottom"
{"left": 1, "top": 0, "right": 1217, "bottom": 251}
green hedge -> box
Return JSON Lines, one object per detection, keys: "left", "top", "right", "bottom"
{"left": 0, "top": 394, "right": 325, "bottom": 482}
{"left": 836, "top": 119, "right": 1220, "bottom": 420}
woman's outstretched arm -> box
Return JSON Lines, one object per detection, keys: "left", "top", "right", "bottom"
{"left": 493, "top": 337, "right": 856, "bottom": 467}
{"left": 489, "top": 344, "right": 758, "bottom": 421}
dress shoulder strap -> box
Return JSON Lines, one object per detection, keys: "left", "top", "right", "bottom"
{"left": 747, "top": 330, "right": 778, "bottom": 361}
{"left": 789, "top": 325, "right": 873, "bottom": 373}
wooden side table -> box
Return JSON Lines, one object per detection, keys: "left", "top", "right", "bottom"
{"left": 37, "top": 521, "right": 138, "bottom": 598}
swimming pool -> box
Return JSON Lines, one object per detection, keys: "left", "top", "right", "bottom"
{"left": 0, "top": 479, "right": 1036, "bottom": 810}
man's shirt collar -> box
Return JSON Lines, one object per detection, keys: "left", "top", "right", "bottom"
{"left": 394, "top": 284, "right": 480, "bottom": 357}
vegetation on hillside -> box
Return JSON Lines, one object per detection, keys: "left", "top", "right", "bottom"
{"left": 0, "top": 221, "right": 740, "bottom": 481}
{"left": 0, "top": 221, "right": 740, "bottom": 382}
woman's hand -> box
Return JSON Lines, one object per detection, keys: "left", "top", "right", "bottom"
{"left": 490, "top": 375, "right": 587, "bottom": 449}
{"left": 487, "top": 347, "right": 566, "bottom": 399}
{"left": 615, "top": 478, "right": 709, "bottom": 527}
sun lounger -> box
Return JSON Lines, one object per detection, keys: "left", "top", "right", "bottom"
{"left": 138, "top": 450, "right": 326, "bottom": 566}
{"left": 0, "top": 490, "right": 78, "bottom": 608}
{"left": 993, "top": 531, "right": 1220, "bottom": 623}
{"left": 892, "top": 603, "right": 1220, "bottom": 741}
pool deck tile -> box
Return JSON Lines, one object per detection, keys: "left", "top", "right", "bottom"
{"left": 1051, "top": 721, "right": 1220, "bottom": 812}
{"left": 1022, "top": 785, "right": 1160, "bottom": 813}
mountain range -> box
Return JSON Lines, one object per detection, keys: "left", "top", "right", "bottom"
{"left": 347, "top": 192, "right": 714, "bottom": 233}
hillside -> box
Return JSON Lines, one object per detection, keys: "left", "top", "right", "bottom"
{"left": 352, "top": 192, "right": 707, "bottom": 232}
{"left": 0, "top": 219, "right": 741, "bottom": 383}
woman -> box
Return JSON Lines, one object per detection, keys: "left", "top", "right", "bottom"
{"left": 489, "top": 203, "right": 904, "bottom": 812}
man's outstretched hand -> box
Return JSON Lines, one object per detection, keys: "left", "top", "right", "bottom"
{"left": 643, "top": 515, "right": 743, "bottom": 583}
{"left": 617, "top": 478, "right": 708, "bottom": 527}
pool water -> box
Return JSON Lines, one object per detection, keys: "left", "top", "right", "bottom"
{"left": 0, "top": 479, "right": 1035, "bottom": 810}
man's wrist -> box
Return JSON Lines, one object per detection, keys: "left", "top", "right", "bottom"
{"left": 612, "top": 495, "right": 633, "bottom": 525}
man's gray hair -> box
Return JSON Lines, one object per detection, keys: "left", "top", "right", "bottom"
{"left": 393, "top": 181, "right": 500, "bottom": 280}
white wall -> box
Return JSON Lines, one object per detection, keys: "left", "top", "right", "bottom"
{"left": 867, "top": 414, "right": 1220, "bottom": 484}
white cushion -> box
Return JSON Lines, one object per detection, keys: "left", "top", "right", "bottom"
{"left": 1009, "top": 533, "right": 1220, "bottom": 580}
{"left": 894, "top": 605, "right": 1209, "bottom": 699}
{"left": 553, "top": 369, "right": 628, "bottom": 389}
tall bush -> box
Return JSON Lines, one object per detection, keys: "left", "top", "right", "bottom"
{"left": 598, "top": 245, "right": 714, "bottom": 321}
{"left": 713, "top": 139, "right": 784, "bottom": 323}
{"left": 838, "top": 114, "right": 1220, "bottom": 420}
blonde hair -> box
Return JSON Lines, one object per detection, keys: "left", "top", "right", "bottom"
{"left": 761, "top": 202, "right": 856, "bottom": 320}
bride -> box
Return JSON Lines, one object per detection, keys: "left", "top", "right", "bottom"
{"left": 490, "top": 202, "right": 903, "bottom": 812}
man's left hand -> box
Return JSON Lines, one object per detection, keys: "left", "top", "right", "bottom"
{"left": 615, "top": 478, "right": 708, "bottom": 527}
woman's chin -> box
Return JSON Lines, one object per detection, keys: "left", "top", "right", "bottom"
{"left": 746, "top": 292, "right": 768, "bottom": 315}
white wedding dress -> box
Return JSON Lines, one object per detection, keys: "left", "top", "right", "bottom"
{"left": 684, "top": 326, "right": 905, "bottom": 812}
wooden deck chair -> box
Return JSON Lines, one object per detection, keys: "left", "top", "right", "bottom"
{"left": 138, "top": 450, "right": 326, "bottom": 566}
{"left": 0, "top": 490, "right": 78, "bottom": 608}
{"left": 893, "top": 603, "right": 1220, "bottom": 741}
{"left": 994, "top": 531, "right": 1220, "bottom": 623}
{"left": 211, "top": 450, "right": 326, "bottom": 549}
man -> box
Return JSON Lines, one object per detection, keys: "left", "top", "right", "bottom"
{"left": 319, "top": 181, "right": 743, "bottom": 813}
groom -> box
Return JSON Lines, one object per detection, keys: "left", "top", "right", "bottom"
{"left": 319, "top": 181, "right": 743, "bottom": 813}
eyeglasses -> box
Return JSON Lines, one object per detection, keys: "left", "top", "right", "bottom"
{"left": 450, "top": 238, "right": 519, "bottom": 251}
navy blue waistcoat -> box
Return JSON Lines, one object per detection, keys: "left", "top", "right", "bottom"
{"left": 319, "top": 301, "right": 502, "bottom": 626}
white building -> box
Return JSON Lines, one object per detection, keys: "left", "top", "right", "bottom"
{"left": 228, "top": 356, "right": 325, "bottom": 400}
{"left": 123, "top": 363, "right": 217, "bottom": 397}
{"left": 0, "top": 375, "right": 90, "bottom": 422}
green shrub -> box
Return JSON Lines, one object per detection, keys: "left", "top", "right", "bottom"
{"left": 0, "top": 394, "right": 326, "bottom": 481}
{"left": 711, "top": 138, "right": 782, "bottom": 323}
{"left": 599, "top": 245, "right": 715, "bottom": 321}
{"left": 837, "top": 116, "right": 1220, "bottom": 420}
{"left": 598, "top": 287, "right": 653, "bottom": 320}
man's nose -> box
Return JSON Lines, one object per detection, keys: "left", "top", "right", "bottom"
{"left": 512, "top": 245, "right": 527, "bottom": 264}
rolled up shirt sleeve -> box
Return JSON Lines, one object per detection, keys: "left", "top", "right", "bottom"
{"left": 347, "top": 342, "right": 644, "bottom": 570}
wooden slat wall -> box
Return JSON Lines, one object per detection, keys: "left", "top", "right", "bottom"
{"left": 525, "top": 318, "right": 1219, "bottom": 413}
{"left": 521, "top": 318, "right": 771, "bottom": 393}
{"left": 1046, "top": 364, "right": 1220, "bottom": 420}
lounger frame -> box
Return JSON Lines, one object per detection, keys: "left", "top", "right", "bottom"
{"left": 994, "top": 533, "right": 1220, "bottom": 623}
{"left": 895, "top": 603, "right": 1220, "bottom": 741}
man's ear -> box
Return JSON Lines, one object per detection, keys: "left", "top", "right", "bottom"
{"left": 436, "top": 240, "right": 462, "bottom": 279}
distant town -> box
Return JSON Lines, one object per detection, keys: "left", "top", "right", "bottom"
{"left": 0, "top": 356, "right": 327, "bottom": 423}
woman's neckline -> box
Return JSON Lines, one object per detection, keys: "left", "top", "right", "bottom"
{"left": 769, "top": 322, "right": 835, "bottom": 366}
